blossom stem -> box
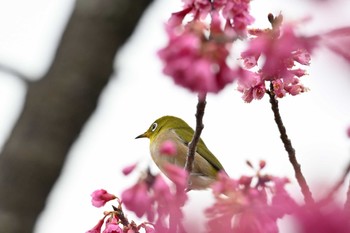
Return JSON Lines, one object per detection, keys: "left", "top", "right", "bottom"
{"left": 267, "top": 83, "right": 314, "bottom": 205}
{"left": 323, "top": 160, "right": 350, "bottom": 204}
{"left": 112, "top": 205, "right": 129, "bottom": 226}
{"left": 185, "top": 93, "right": 207, "bottom": 188}
{"left": 345, "top": 179, "right": 350, "bottom": 211}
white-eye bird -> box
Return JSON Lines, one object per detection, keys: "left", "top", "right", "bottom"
{"left": 136, "top": 115, "right": 226, "bottom": 190}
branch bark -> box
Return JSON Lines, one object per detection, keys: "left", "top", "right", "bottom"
{"left": 185, "top": 93, "right": 207, "bottom": 188}
{"left": 0, "top": 1, "right": 153, "bottom": 232}
{"left": 267, "top": 83, "right": 314, "bottom": 205}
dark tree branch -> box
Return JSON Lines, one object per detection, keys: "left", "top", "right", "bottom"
{"left": 185, "top": 93, "right": 207, "bottom": 188}
{"left": 267, "top": 83, "right": 314, "bottom": 205}
{"left": 113, "top": 204, "right": 130, "bottom": 227}
{"left": 0, "top": 0, "right": 153, "bottom": 232}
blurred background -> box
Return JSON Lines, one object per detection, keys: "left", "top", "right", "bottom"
{"left": 0, "top": 0, "right": 350, "bottom": 232}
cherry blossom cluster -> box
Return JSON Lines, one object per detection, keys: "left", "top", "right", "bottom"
{"left": 87, "top": 161, "right": 349, "bottom": 232}
{"left": 87, "top": 163, "right": 188, "bottom": 233}
{"left": 158, "top": 0, "right": 350, "bottom": 102}
{"left": 121, "top": 164, "right": 188, "bottom": 232}
{"left": 87, "top": 159, "right": 350, "bottom": 232}
{"left": 205, "top": 160, "right": 297, "bottom": 232}
{"left": 158, "top": 0, "right": 255, "bottom": 94}
{"left": 237, "top": 14, "right": 317, "bottom": 102}
{"left": 86, "top": 191, "right": 155, "bottom": 233}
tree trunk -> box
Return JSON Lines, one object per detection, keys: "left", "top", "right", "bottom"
{"left": 0, "top": 0, "right": 153, "bottom": 232}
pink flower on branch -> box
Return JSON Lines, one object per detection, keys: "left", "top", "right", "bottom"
{"left": 293, "top": 201, "right": 350, "bottom": 233}
{"left": 121, "top": 167, "right": 188, "bottom": 232}
{"left": 221, "top": 0, "right": 255, "bottom": 37}
{"left": 122, "top": 163, "right": 138, "bottom": 176}
{"left": 86, "top": 218, "right": 105, "bottom": 233}
{"left": 103, "top": 217, "right": 123, "bottom": 233}
{"left": 170, "top": 0, "right": 254, "bottom": 37}
{"left": 238, "top": 16, "right": 317, "bottom": 101}
{"left": 121, "top": 181, "right": 153, "bottom": 219}
{"left": 91, "top": 189, "right": 116, "bottom": 208}
{"left": 320, "top": 27, "right": 350, "bottom": 63}
{"left": 160, "top": 0, "right": 257, "bottom": 94}
{"left": 242, "top": 24, "right": 316, "bottom": 79}
{"left": 158, "top": 19, "right": 237, "bottom": 94}
{"left": 236, "top": 68, "right": 265, "bottom": 102}
{"left": 206, "top": 163, "right": 297, "bottom": 233}
{"left": 86, "top": 193, "right": 157, "bottom": 233}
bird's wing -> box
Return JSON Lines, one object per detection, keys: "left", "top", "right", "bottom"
{"left": 174, "top": 127, "right": 225, "bottom": 172}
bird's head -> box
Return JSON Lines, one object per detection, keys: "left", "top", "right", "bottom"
{"left": 135, "top": 115, "right": 189, "bottom": 142}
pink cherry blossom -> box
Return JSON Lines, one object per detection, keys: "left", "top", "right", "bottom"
{"left": 168, "top": 0, "right": 213, "bottom": 28}
{"left": 159, "top": 140, "right": 177, "bottom": 156}
{"left": 186, "top": 0, "right": 212, "bottom": 19}
{"left": 91, "top": 189, "right": 116, "bottom": 208}
{"left": 259, "top": 160, "right": 266, "bottom": 169}
{"left": 206, "top": 164, "right": 297, "bottom": 233}
{"left": 244, "top": 25, "right": 315, "bottom": 79}
{"left": 293, "top": 201, "right": 350, "bottom": 233}
{"left": 121, "top": 181, "right": 153, "bottom": 219}
{"left": 169, "top": 0, "right": 254, "bottom": 38}
{"left": 158, "top": 16, "right": 237, "bottom": 94}
{"left": 142, "top": 225, "right": 156, "bottom": 233}
{"left": 292, "top": 49, "right": 311, "bottom": 65}
{"left": 272, "top": 80, "right": 287, "bottom": 98}
{"left": 236, "top": 69, "right": 265, "bottom": 103}
{"left": 103, "top": 217, "right": 123, "bottom": 233}
{"left": 121, "top": 167, "right": 188, "bottom": 232}
{"left": 210, "top": 171, "right": 238, "bottom": 195}
{"left": 238, "top": 22, "right": 317, "bottom": 101}
{"left": 320, "top": 27, "right": 350, "bottom": 63}
{"left": 347, "top": 126, "right": 350, "bottom": 138}
{"left": 122, "top": 163, "right": 137, "bottom": 176}
{"left": 164, "top": 163, "right": 188, "bottom": 190}
{"left": 168, "top": 8, "right": 192, "bottom": 27}
{"left": 152, "top": 174, "right": 187, "bottom": 232}
{"left": 86, "top": 218, "right": 104, "bottom": 233}
{"left": 221, "top": 0, "right": 254, "bottom": 37}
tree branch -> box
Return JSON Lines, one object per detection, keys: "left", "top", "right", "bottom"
{"left": 0, "top": 1, "right": 153, "bottom": 232}
{"left": 267, "top": 83, "right": 314, "bottom": 205}
{"left": 321, "top": 160, "right": 350, "bottom": 205}
{"left": 185, "top": 93, "right": 207, "bottom": 188}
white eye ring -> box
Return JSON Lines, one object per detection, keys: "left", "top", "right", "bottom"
{"left": 151, "top": 122, "right": 158, "bottom": 132}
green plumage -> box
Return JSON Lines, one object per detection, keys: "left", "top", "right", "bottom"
{"left": 136, "top": 115, "right": 226, "bottom": 190}
{"left": 173, "top": 126, "right": 225, "bottom": 172}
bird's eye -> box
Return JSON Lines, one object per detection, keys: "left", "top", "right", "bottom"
{"left": 150, "top": 122, "right": 158, "bottom": 132}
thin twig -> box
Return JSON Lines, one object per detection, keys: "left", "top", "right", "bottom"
{"left": 185, "top": 93, "right": 207, "bottom": 185}
{"left": 322, "top": 160, "right": 350, "bottom": 204}
{"left": 267, "top": 83, "right": 314, "bottom": 205}
{"left": 112, "top": 205, "right": 130, "bottom": 226}
{"left": 345, "top": 179, "right": 350, "bottom": 211}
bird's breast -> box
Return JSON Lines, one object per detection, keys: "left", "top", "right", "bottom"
{"left": 150, "top": 129, "right": 187, "bottom": 168}
{"left": 149, "top": 129, "right": 219, "bottom": 190}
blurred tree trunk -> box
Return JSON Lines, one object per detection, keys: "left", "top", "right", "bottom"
{"left": 0, "top": 0, "right": 153, "bottom": 232}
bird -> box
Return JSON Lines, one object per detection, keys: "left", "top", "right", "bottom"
{"left": 135, "top": 115, "right": 226, "bottom": 190}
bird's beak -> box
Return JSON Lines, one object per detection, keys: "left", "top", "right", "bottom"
{"left": 135, "top": 132, "right": 149, "bottom": 139}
